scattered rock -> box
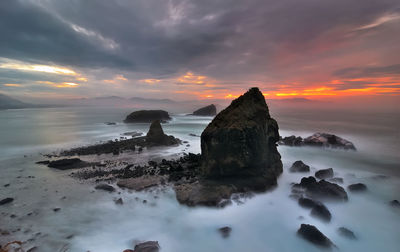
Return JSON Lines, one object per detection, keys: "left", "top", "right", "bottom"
{"left": 53, "top": 208, "right": 61, "bottom": 212}
{"left": 315, "top": 168, "right": 334, "bottom": 180}
{"left": 311, "top": 203, "right": 332, "bottom": 222}
{"left": 3, "top": 184, "right": 10, "bottom": 187}
{"left": 192, "top": 104, "right": 217, "bottom": 116}
{"left": 390, "top": 200, "right": 400, "bottom": 208}
{"left": 348, "top": 183, "right": 367, "bottom": 192}
{"left": 329, "top": 177, "right": 343, "bottom": 184}
{"left": 189, "top": 133, "right": 200, "bottom": 137}
{"left": 298, "top": 197, "right": 318, "bottom": 209}
{"left": 95, "top": 184, "right": 115, "bottom": 192}
{"left": 297, "top": 224, "right": 334, "bottom": 248}
{"left": 105, "top": 122, "right": 116, "bottom": 125}
{"left": 117, "top": 176, "right": 162, "bottom": 191}
{"left": 124, "top": 110, "right": 171, "bottom": 123}
{"left": 47, "top": 158, "right": 92, "bottom": 170}
{"left": 133, "top": 241, "right": 160, "bottom": 252}
{"left": 290, "top": 161, "right": 310, "bottom": 173}
{"left": 292, "top": 176, "right": 348, "bottom": 202}
{"left": 218, "top": 226, "right": 232, "bottom": 238}
{"left": 115, "top": 198, "right": 124, "bottom": 205}
{"left": 337, "top": 227, "right": 357, "bottom": 240}
{"left": 146, "top": 120, "right": 180, "bottom": 146}
{"left": 0, "top": 198, "right": 14, "bottom": 205}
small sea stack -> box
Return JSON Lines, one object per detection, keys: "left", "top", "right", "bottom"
{"left": 192, "top": 104, "right": 217, "bottom": 116}
{"left": 124, "top": 110, "right": 171, "bottom": 123}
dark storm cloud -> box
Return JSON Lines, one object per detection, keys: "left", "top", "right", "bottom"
{"left": 334, "top": 64, "right": 400, "bottom": 78}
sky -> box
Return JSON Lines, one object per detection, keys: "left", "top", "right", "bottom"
{"left": 0, "top": 0, "right": 400, "bottom": 104}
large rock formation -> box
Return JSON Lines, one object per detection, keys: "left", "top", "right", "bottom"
{"left": 146, "top": 120, "right": 180, "bottom": 146}
{"left": 201, "top": 87, "right": 282, "bottom": 179}
{"left": 192, "top": 104, "right": 217, "bottom": 116}
{"left": 124, "top": 110, "right": 171, "bottom": 123}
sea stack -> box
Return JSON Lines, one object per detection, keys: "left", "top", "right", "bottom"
{"left": 201, "top": 87, "right": 282, "bottom": 178}
{"left": 124, "top": 110, "right": 171, "bottom": 123}
{"left": 146, "top": 120, "right": 180, "bottom": 146}
{"left": 192, "top": 104, "right": 217, "bottom": 116}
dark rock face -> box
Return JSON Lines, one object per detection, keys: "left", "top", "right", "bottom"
{"left": 218, "top": 226, "right": 232, "bottom": 238}
{"left": 311, "top": 203, "right": 332, "bottom": 222}
{"left": 297, "top": 224, "right": 334, "bottom": 248}
{"left": 293, "top": 176, "right": 348, "bottom": 202}
{"left": 348, "top": 183, "right": 367, "bottom": 192}
{"left": 315, "top": 168, "right": 334, "bottom": 180}
{"left": 338, "top": 227, "right": 357, "bottom": 239}
{"left": 200, "top": 87, "right": 282, "bottom": 179}
{"left": 133, "top": 241, "right": 160, "bottom": 252}
{"left": 146, "top": 120, "right": 180, "bottom": 146}
{"left": 95, "top": 184, "right": 115, "bottom": 192}
{"left": 124, "top": 110, "right": 171, "bottom": 123}
{"left": 0, "top": 197, "right": 14, "bottom": 205}
{"left": 290, "top": 161, "right": 310, "bottom": 173}
{"left": 47, "top": 158, "right": 91, "bottom": 170}
{"left": 192, "top": 104, "right": 217, "bottom": 116}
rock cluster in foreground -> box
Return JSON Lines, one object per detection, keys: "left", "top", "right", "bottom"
{"left": 279, "top": 133, "right": 356, "bottom": 150}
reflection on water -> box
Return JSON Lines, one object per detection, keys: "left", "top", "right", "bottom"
{"left": 0, "top": 106, "right": 399, "bottom": 252}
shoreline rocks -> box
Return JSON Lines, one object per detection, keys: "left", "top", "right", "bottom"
{"left": 124, "top": 110, "right": 171, "bottom": 123}
{"left": 191, "top": 104, "right": 217, "bottom": 116}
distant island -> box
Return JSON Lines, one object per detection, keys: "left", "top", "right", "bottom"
{"left": 0, "top": 93, "right": 34, "bottom": 110}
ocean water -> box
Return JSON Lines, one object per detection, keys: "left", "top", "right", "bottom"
{"left": 0, "top": 106, "right": 399, "bottom": 252}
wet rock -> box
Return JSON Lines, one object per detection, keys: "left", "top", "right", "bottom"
{"left": 348, "top": 183, "right": 367, "bottom": 192}
{"left": 146, "top": 120, "right": 180, "bottom": 146}
{"left": 390, "top": 200, "right": 400, "bottom": 208}
{"left": 124, "top": 110, "right": 171, "bottom": 123}
{"left": 105, "top": 122, "right": 116, "bottom": 125}
{"left": 4, "top": 183, "right": 10, "bottom": 187}
{"left": 192, "top": 104, "right": 217, "bottom": 116}
{"left": 95, "top": 183, "right": 115, "bottom": 192}
{"left": 290, "top": 161, "right": 310, "bottom": 173}
{"left": 297, "top": 224, "right": 334, "bottom": 248}
{"left": 315, "top": 168, "right": 334, "bottom": 180}
{"left": 218, "top": 226, "right": 232, "bottom": 238}
{"left": 53, "top": 208, "right": 61, "bottom": 212}
{"left": 47, "top": 158, "right": 91, "bottom": 170}
{"left": 293, "top": 177, "right": 348, "bottom": 202}
{"left": 298, "top": 197, "right": 318, "bottom": 209}
{"left": 133, "top": 241, "right": 160, "bottom": 252}
{"left": 337, "top": 227, "right": 357, "bottom": 240}
{"left": 201, "top": 87, "right": 282, "bottom": 179}
{"left": 329, "top": 177, "right": 343, "bottom": 184}
{"left": 279, "top": 135, "right": 303, "bottom": 146}
{"left": 117, "top": 176, "right": 162, "bottom": 191}
{"left": 311, "top": 203, "right": 332, "bottom": 222}
{"left": 304, "top": 133, "right": 356, "bottom": 150}
{"left": 0, "top": 197, "right": 14, "bottom": 205}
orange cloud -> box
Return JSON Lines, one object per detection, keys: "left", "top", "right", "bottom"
{"left": 140, "top": 79, "right": 161, "bottom": 84}
{"left": 104, "top": 74, "right": 128, "bottom": 84}
{"left": 3, "top": 84, "right": 21, "bottom": 87}
{"left": 37, "top": 81, "right": 79, "bottom": 88}
{"left": 177, "top": 72, "right": 209, "bottom": 85}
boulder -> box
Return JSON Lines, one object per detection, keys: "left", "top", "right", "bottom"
{"left": 337, "top": 227, "right": 357, "bottom": 240}
{"left": 303, "top": 133, "right": 356, "bottom": 150}
{"left": 310, "top": 203, "right": 332, "bottom": 222}
{"left": 315, "top": 168, "right": 334, "bottom": 180}
{"left": 95, "top": 184, "right": 115, "bottom": 192}
{"left": 47, "top": 158, "right": 91, "bottom": 170}
{"left": 298, "top": 197, "right": 318, "bottom": 209}
{"left": 297, "top": 224, "right": 334, "bottom": 248}
{"left": 290, "top": 161, "right": 310, "bottom": 173}
{"left": 201, "top": 87, "right": 282, "bottom": 179}
{"left": 293, "top": 177, "right": 348, "bottom": 202}
{"left": 192, "top": 104, "right": 217, "bottom": 116}
{"left": 348, "top": 183, "right": 367, "bottom": 192}
{"left": 124, "top": 110, "right": 171, "bottom": 123}
{"left": 329, "top": 177, "right": 343, "bottom": 184}
{"left": 218, "top": 226, "right": 232, "bottom": 238}
{"left": 146, "top": 120, "right": 180, "bottom": 146}
{"left": 133, "top": 241, "right": 160, "bottom": 252}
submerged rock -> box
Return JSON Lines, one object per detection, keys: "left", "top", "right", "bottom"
{"left": 315, "top": 168, "right": 334, "bottom": 180}
{"left": 290, "top": 160, "right": 310, "bottom": 173}
{"left": 146, "top": 120, "right": 180, "bottom": 146}
{"left": 218, "top": 226, "right": 232, "bottom": 238}
{"left": 133, "top": 241, "right": 160, "bottom": 252}
{"left": 338, "top": 227, "right": 357, "bottom": 240}
{"left": 0, "top": 197, "right": 14, "bottom": 205}
{"left": 201, "top": 87, "right": 282, "bottom": 179}
{"left": 124, "top": 110, "right": 171, "bottom": 123}
{"left": 192, "top": 104, "right": 217, "bottom": 116}
{"left": 348, "top": 183, "right": 367, "bottom": 192}
{"left": 297, "top": 224, "right": 334, "bottom": 248}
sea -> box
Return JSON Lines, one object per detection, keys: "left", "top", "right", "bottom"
{"left": 0, "top": 106, "right": 399, "bottom": 252}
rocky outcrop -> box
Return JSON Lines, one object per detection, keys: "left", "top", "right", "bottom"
{"left": 192, "top": 104, "right": 217, "bottom": 116}
{"left": 124, "top": 110, "right": 171, "bottom": 123}
{"left": 290, "top": 161, "right": 310, "bottom": 173}
{"left": 279, "top": 133, "right": 356, "bottom": 150}
{"left": 297, "top": 224, "right": 334, "bottom": 248}
{"left": 201, "top": 87, "right": 282, "bottom": 179}
{"left": 146, "top": 120, "right": 180, "bottom": 146}
{"left": 292, "top": 176, "right": 348, "bottom": 202}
